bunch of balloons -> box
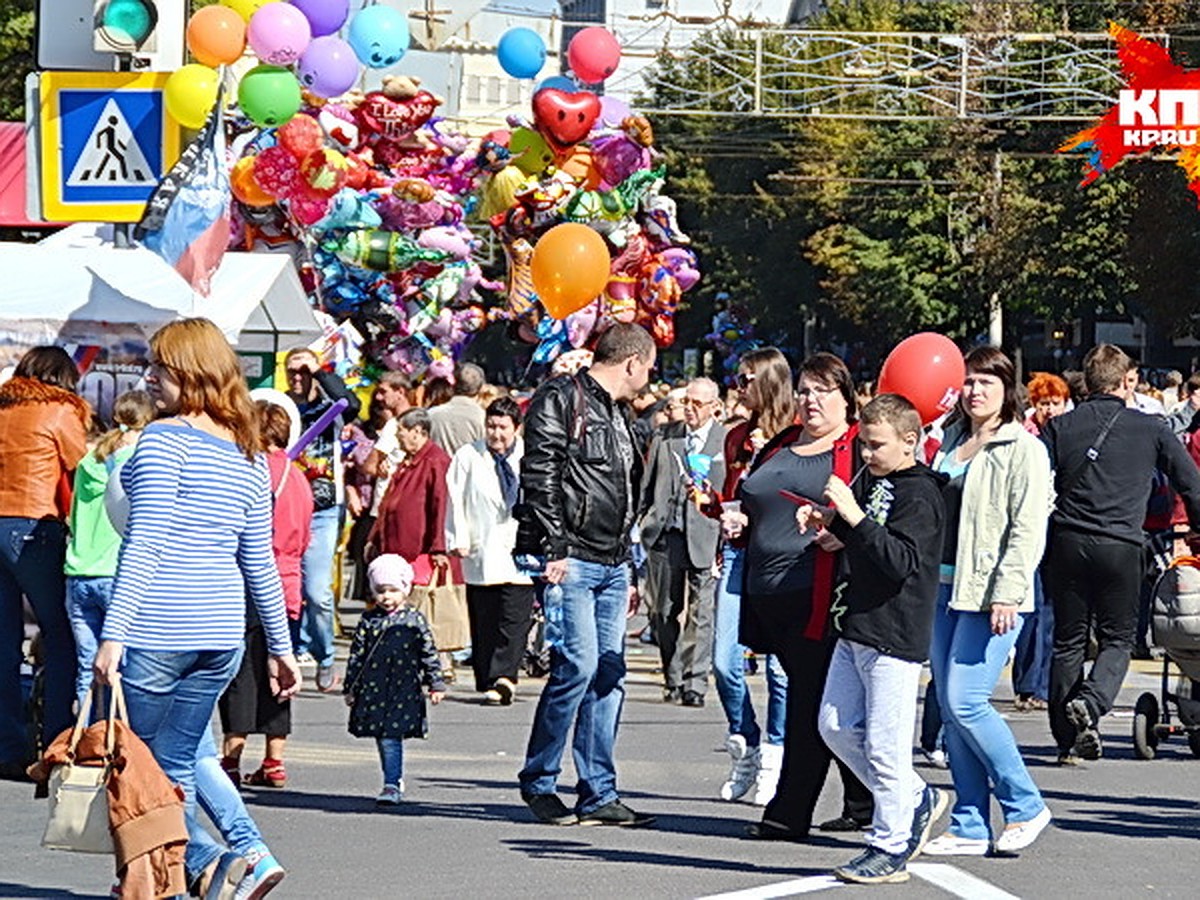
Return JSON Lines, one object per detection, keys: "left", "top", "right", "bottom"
{"left": 165, "top": 0, "right": 411, "bottom": 130}
{"left": 706, "top": 298, "right": 760, "bottom": 385}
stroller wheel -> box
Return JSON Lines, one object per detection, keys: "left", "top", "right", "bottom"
{"left": 1133, "top": 692, "right": 1160, "bottom": 760}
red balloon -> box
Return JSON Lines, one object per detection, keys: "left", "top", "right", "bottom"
{"left": 877, "top": 332, "right": 966, "bottom": 425}
{"left": 566, "top": 26, "right": 620, "bottom": 84}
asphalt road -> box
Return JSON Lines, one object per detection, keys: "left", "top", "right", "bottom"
{"left": 4, "top": 627, "right": 1199, "bottom": 900}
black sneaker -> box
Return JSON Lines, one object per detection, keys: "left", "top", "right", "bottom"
{"left": 578, "top": 800, "right": 656, "bottom": 827}
{"left": 663, "top": 686, "right": 683, "bottom": 703}
{"left": 818, "top": 814, "right": 872, "bottom": 832}
{"left": 681, "top": 690, "right": 705, "bottom": 708}
{"left": 521, "top": 792, "right": 578, "bottom": 825}
{"left": 833, "top": 847, "right": 910, "bottom": 884}
{"left": 907, "top": 786, "right": 948, "bottom": 859}
{"left": 1066, "top": 698, "right": 1102, "bottom": 760}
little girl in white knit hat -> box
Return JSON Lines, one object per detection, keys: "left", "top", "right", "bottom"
{"left": 344, "top": 554, "right": 446, "bottom": 804}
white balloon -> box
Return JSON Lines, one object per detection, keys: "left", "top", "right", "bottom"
{"left": 249, "top": 388, "right": 302, "bottom": 449}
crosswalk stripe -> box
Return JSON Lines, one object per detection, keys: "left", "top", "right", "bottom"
{"left": 908, "top": 863, "right": 1021, "bottom": 899}
{"left": 695, "top": 875, "right": 844, "bottom": 899}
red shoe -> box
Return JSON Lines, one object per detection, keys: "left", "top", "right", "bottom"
{"left": 220, "top": 756, "right": 241, "bottom": 786}
{"left": 245, "top": 758, "right": 287, "bottom": 788}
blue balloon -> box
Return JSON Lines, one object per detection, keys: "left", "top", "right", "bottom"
{"left": 347, "top": 5, "right": 409, "bottom": 69}
{"left": 497, "top": 27, "right": 546, "bottom": 79}
{"left": 535, "top": 74, "right": 576, "bottom": 95}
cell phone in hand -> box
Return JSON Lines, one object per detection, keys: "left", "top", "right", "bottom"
{"left": 778, "top": 489, "right": 835, "bottom": 517}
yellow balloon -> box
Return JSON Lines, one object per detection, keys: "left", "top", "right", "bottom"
{"left": 164, "top": 64, "right": 220, "bottom": 129}
{"left": 223, "top": 0, "right": 280, "bottom": 24}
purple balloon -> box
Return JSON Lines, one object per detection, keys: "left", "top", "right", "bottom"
{"left": 598, "top": 95, "right": 632, "bottom": 128}
{"left": 290, "top": 0, "right": 349, "bottom": 38}
{"left": 297, "top": 35, "right": 359, "bottom": 99}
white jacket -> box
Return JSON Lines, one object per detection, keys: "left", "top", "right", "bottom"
{"left": 445, "top": 437, "right": 531, "bottom": 586}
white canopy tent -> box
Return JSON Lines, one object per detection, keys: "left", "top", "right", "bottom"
{"left": 0, "top": 224, "right": 322, "bottom": 354}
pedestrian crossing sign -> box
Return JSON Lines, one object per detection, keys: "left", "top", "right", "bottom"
{"left": 39, "top": 71, "right": 182, "bottom": 222}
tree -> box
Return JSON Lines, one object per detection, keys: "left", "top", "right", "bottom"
{"left": 0, "top": 0, "right": 34, "bottom": 121}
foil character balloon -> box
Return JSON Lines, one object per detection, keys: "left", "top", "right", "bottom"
{"left": 326, "top": 229, "right": 454, "bottom": 271}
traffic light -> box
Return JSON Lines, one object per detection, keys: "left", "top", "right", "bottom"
{"left": 94, "top": 0, "right": 158, "bottom": 54}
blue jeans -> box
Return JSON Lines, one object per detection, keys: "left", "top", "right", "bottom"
{"left": 0, "top": 518, "right": 76, "bottom": 763}
{"left": 193, "top": 726, "right": 265, "bottom": 881}
{"left": 66, "top": 576, "right": 113, "bottom": 704}
{"left": 377, "top": 738, "right": 404, "bottom": 786}
{"left": 712, "top": 545, "right": 787, "bottom": 747}
{"left": 298, "top": 505, "right": 342, "bottom": 668}
{"left": 121, "top": 647, "right": 244, "bottom": 878}
{"left": 1012, "top": 570, "right": 1054, "bottom": 701}
{"left": 519, "top": 559, "right": 628, "bottom": 814}
{"left": 930, "top": 584, "right": 1047, "bottom": 840}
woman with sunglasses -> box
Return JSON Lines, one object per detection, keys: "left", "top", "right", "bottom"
{"left": 734, "top": 352, "right": 872, "bottom": 841}
{"left": 710, "top": 349, "right": 796, "bottom": 806}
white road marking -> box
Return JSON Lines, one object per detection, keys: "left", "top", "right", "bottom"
{"left": 695, "top": 875, "right": 844, "bottom": 899}
{"left": 909, "top": 863, "right": 1021, "bottom": 899}
{"left": 695, "top": 864, "right": 1020, "bottom": 900}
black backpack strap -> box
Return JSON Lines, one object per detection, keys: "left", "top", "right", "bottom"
{"left": 1058, "top": 406, "right": 1123, "bottom": 501}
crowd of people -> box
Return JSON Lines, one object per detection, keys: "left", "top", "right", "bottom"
{"left": 3, "top": 320, "right": 1200, "bottom": 894}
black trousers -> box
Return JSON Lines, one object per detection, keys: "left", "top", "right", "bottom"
{"left": 1045, "top": 528, "right": 1144, "bottom": 752}
{"left": 764, "top": 633, "right": 873, "bottom": 834}
{"left": 466, "top": 583, "right": 536, "bottom": 693}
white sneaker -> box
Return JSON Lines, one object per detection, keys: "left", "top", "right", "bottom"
{"left": 994, "top": 806, "right": 1052, "bottom": 853}
{"left": 752, "top": 742, "right": 783, "bottom": 806}
{"left": 719, "top": 735, "right": 760, "bottom": 802}
{"left": 375, "top": 782, "right": 404, "bottom": 805}
{"left": 922, "top": 832, "right": 990, "bottom": 856}
{"left": 922, "top": 748, "right": 948, "bottom": 769}
{"left": 483, "top": 689, "right": 503, "bottom": 705}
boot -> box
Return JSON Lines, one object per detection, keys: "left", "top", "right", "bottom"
{"left": 719, "top": 734, "right": 760, "bottom": 802}
{"left": 752, "top": 742, "right": 784, "bottom": 807}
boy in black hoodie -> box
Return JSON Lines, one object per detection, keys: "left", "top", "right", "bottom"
{"left": 805, "top": 394, "right": 948, "bottom": 885}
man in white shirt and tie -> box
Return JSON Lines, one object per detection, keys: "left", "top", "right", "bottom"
{"left": 638, "top": 378, "right": 727, "bottom": 707}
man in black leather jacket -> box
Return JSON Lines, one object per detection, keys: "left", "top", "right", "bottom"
{"left": 516, "top": 323, "right": 657, "bottom": 828}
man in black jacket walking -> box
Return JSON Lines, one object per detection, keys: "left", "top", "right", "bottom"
{"left": 516, "top": 324, "right": 657, "bottom": 827}
{"left": 1042, "top": 344, "right": 1200, "bottom": 763}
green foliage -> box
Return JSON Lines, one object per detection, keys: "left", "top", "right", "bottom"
{"left": 0, "top": 0, "right": 34, "bottom": 121}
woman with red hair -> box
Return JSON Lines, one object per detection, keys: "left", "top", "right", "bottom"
{"left": 1023, "top": 372, "right": 1070, "bottom": 438}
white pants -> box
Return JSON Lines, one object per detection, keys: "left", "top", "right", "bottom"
{"left": 818, "top": 639, "right": 925, "bottom": 854}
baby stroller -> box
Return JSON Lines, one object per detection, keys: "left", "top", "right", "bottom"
{"left": 1132, "top": 546, "right": 1200, "bottom": 759}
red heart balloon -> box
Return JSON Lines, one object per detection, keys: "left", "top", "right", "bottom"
{"left": 357, "top": 90, "right": 440, "bottom": 143}
{"left": 533, "top": 89, "right": 601, "bottom": 154}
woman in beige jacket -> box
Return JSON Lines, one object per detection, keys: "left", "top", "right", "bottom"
{"left": 923, "top": 346, "right": 1054, "bottom": 858}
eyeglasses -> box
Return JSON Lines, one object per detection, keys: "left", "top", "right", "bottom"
{"left": 680, "top": 397, "right": 715, "bottom": 408}
{"left": 735, "top": 372, "right": 756, "bottom": 389}
{"left": 797, "top": 383, "right": 839, "bottom": 399}
{"left": 286, "top": 368, "right": 309, "bottom": 377}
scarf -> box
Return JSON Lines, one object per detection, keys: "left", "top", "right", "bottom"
{"left": 491, "top": 445, "right": 519, "bottom": 513}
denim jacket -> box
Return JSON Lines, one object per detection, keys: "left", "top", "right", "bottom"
{"left": 933, "top": 420, "right": 1051, "bottom": 613}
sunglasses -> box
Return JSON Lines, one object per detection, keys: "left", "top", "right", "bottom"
{"left": 735, "top": 372, "right": 756, "bottom": 389}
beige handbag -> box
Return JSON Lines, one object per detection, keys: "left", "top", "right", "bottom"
{"left": 413, "top": 566, "right": 472, "bottom": 651}
{"left": 42, "top": 680, "right": 127, "bottom": 854}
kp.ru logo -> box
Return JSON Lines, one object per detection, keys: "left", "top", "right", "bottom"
{"left": 1060, "top": 23, "right": 1200, "bottom": 201}
{"left": 1117, "top": 90, "right": 1200, "bottom": 146}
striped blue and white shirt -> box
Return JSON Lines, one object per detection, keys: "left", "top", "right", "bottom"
{"left": 102, "top": 422, "right": 291, "bottom": 656}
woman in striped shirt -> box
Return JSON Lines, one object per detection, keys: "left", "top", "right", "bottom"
{"left": 94, "top": 318, "right": 300, "bottom": 899}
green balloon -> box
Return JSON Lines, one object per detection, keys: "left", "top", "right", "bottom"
{"left": 509, "top": 127, "right": 553, "bottom": 176}
{"left": 238, "top": 65, "right": 302, "bottom": 129}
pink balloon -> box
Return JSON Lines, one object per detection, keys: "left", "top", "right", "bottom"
{"left": 598, "top": 95, "right": 631, "bottom": 128}
{"left": 248, "top": 3, "right": 312, "bottom": 66}
{"left": 567, "top": 27, "right": 620, "bottom": 84}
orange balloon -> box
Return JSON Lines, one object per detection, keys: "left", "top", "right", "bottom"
{"left": 531, "top": 223, "right": 611, "bottom": 319}
{"left": 231, "top": 156, "right": 276, "bottom": 207}
{"left": 557, "top": 145, "right": 601, "bottom": 190}
{"left": 187, "top": 6, "right": 247, "bottom": 67}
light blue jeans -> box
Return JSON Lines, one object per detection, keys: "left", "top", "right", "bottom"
{"left": 66, "top": 575, "right": 113, "bottom": 704}
{"left": 712, "top": 544, "right": 787, "bottom": 747}
{"left": 929, "top": 584, "right": 1047, "bottom": 840}
{"left": 377, "top": 738, "right": 404, "bottom": 787}
{"left": 120, "top": 647, "right": 244, "bottom": 878}
{"left": 298, "top": 505, "right": 342, "bottom": 668}
{"left": 519, "top": 559, "right": 628, "bottom": 814}
{"left": 194, "top": 726, "right": 266, "bottom": 881}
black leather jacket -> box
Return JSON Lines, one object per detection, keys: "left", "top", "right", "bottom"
{"left": 515, "top": 371, "right": 640, "bottom": 565}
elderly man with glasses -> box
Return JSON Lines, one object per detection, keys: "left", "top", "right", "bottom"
{"left": 637, "top": 378, "right": 727, "bottom": 708}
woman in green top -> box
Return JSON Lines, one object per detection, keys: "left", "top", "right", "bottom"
{"left": 65, "top": 389, "right": 154, "bottom": 703}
